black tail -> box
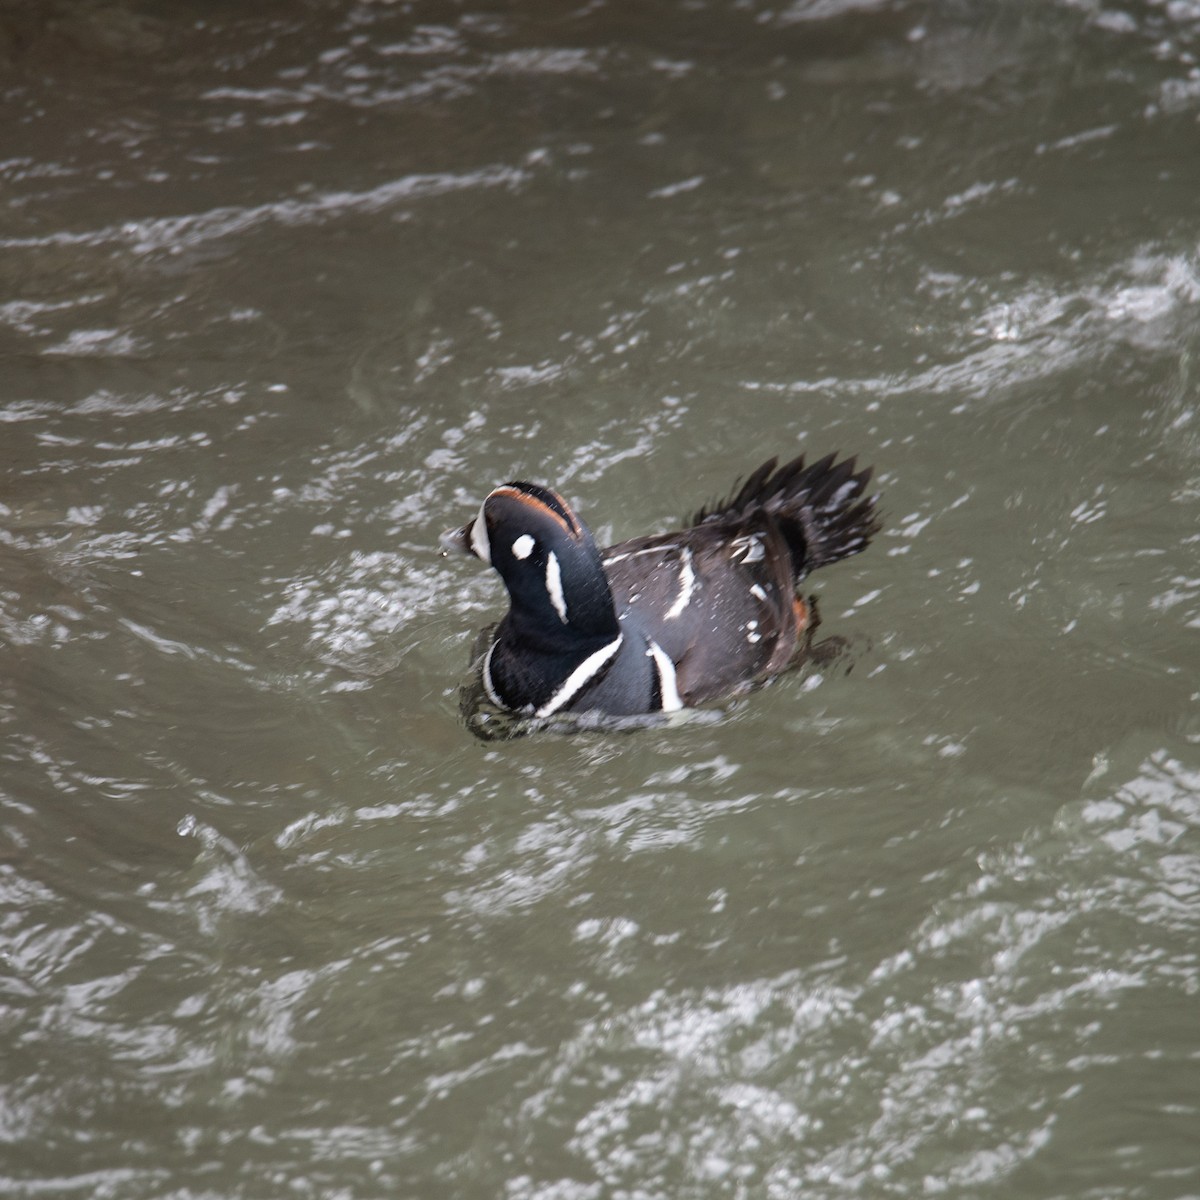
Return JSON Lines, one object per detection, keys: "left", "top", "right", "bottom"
{"left": 695, "top": 453, "right": 881, "bottom": 580}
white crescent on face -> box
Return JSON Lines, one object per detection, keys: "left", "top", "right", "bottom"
{"left": 469, "top": 501, "right": 491, "bottom": 563}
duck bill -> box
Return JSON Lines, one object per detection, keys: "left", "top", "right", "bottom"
{"left": 439, "top": 522, "right": 475, "bottom": 558}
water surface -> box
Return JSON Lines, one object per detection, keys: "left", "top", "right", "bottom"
{"left": 2, "top": 2, "right": 1199, "bottom": 1197}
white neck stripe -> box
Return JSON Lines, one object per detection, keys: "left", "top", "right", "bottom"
{"left": 535, "top": 634, "right": 623, "bottom": 718}
{"left": 545, "top": 550, "right": 568, "bottom": 623}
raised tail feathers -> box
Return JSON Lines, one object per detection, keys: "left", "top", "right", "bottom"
{"left": 694, "top": 452, "right": 881, "bottom": 580}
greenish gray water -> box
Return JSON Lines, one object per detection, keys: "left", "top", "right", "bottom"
{"left": 2, "top": 1, "right": 1198, "bottom": 1197}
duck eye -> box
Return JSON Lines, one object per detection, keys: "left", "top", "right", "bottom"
{"left": 511, "top": 534, "right": 535, "bottom": 560}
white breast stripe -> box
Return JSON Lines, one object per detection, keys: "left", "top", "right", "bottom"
{"left": 481, "top": 640, "right": 505, "bottom": 707}
{"left": 470, "top": 500, "right": 491, "bottom": 563}
{"left": 545, "top": 550, "right": 568, "bottom": 623}
{"left": 664, "top": 548, "right": 695, "bottom": 620}
{"left": 535, "top": 635, "right": 624, "bottom": 717}
{"left": 646, "top": 638, "right": 683, "bottom": 712}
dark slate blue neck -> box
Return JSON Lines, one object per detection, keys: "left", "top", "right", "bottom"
{"left": 498, "top": 524, "right": 620, "bottom": 647}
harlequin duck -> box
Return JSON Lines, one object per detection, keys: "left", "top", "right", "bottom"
{"left": 440, "top": 452, "right": 879, "bottom": 718}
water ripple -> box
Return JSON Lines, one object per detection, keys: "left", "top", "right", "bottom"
{"left": 474, "top": 737, "right": 1200, "bottom": 1198}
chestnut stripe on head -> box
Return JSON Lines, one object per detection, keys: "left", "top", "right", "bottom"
{"left": 490, "top": 482, "right": 582, "bottom": 538}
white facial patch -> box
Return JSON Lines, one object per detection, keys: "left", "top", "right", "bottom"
{"left": 545, "top": 550, "right": 568, "bottom": 623}
{"left": 469, "top": 500, "right": 491, "bottom": 564}
{"left": 511, "top": 533, "right": 535, "bottom": 560}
